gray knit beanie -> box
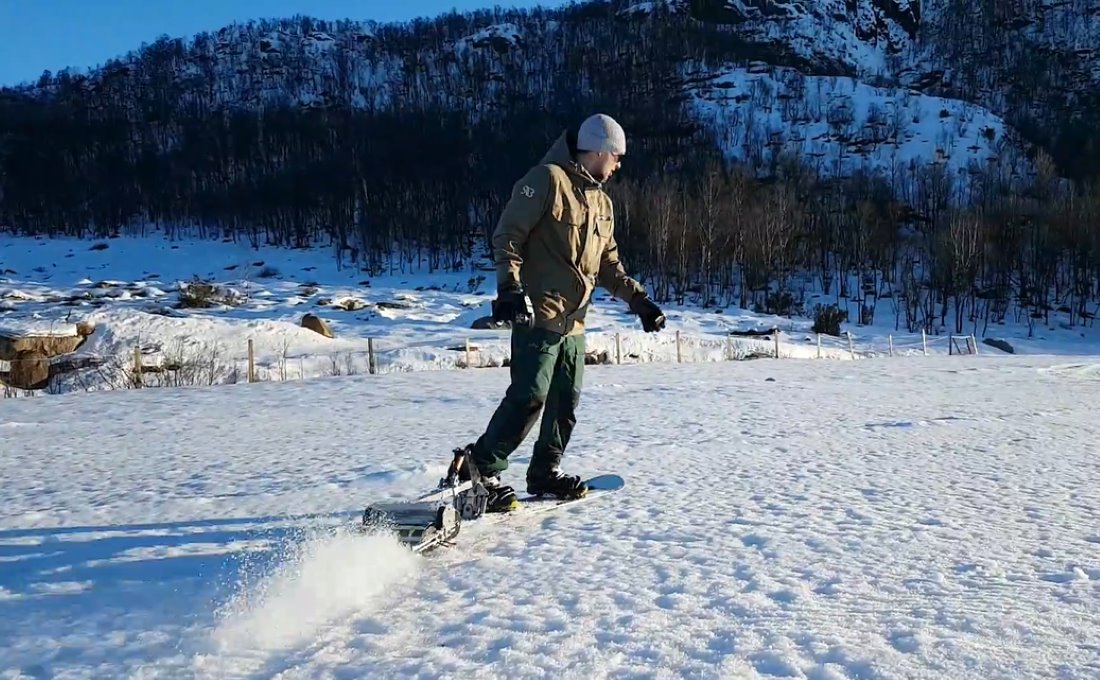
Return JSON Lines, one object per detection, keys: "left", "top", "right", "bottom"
{"left": 576, "top": 113, "right": 626, "bottom": 156}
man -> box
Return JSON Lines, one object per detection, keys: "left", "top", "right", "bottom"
{"left": 456, "top": 113, "right": 666, "bottom": 513}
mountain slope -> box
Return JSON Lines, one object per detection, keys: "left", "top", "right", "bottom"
{"left": 683, "top": 62, "right": 1031, "bottom": 182}
{"left": 897, "top": 0, "right": 1100, "bottom": 176}
{"left": 4, "top": 1, "right": 1096, "bottom": 217}
{"left": 9, "top": 0, "right": 1096, "bottom": 175}
{"left": 2, "top": 0, "right": 1099, "bottom": 353}
{"left": 682, "top": 0, "right": 921, "bottom": 77}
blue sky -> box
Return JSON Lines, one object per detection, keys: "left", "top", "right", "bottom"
{"left": 0, "top": 0, "right": 569, "bottom": 86}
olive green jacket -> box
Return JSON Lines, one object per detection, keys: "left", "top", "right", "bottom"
{"left": 491, "top": 131, "right": 646, "bottom": 336}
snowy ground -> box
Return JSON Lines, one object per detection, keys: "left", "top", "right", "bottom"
{"left": 0, "top": 232, "right": 827, "bottom": 394}
{"left": 4, "top": 231, "right": 1100, "bottom": 397}
{"left": 2, "top": 354, "right": 1099, "bottom": 678}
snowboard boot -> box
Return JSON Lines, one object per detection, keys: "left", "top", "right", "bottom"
{"left": 453, "top": 443, "right": 519, "bottom": 516}
{"left": 480, "top": 475, "right": 520, "bottom": 514}
{"left": 526, "top": 467, "right": 588, "bottom": 500}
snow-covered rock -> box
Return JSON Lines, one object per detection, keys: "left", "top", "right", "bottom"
{"left": 455, "top": 22, "right": 524, "bottom": 54}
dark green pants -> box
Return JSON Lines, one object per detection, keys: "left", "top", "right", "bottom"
{"left": 472, "top": 326, "right": 585, "bottom": 477}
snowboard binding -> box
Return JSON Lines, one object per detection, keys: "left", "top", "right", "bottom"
{"left": 454, "top": 449, "right": 491, "bottom": 520}
{"left": 439, "top": 445, "right": 470, "bottom": 489}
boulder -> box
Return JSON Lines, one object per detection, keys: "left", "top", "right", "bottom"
{"left": 177, "top": 279, "right": 242, "bottom": 308}
{"left": 982, "top": 337, "right": 1015, "bottom": 354}
{"left": 333, "top": 297, "right": 368, "bottom": 311}
{"left": 7, "top": 350, "right": 50, "bottom": 390}
{"left": 1, "top": 353, "right": 109, "bottom": 391}
{"left": 0, "top": 322, "right": 95, "bottom": 361}
{"left": 302, "top": 313, "right": 334, "bottom": 338}
{"left": 585, "top": 349, "right": 611, "bottom": 365}
{"left": 471, "top": 315, "right": 508, "bottom": 330}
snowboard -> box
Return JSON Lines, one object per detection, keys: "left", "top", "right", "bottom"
{"left": 441, "top": 474, "right": 625, "bottom": 554}
{"left": 359, "top": 474, "right": 624, "bottom": 554}
{"left": 497, "top": 473, "right": 625, "bottom": 519}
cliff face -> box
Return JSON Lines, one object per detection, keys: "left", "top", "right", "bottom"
{"left": 681, "top": 0, "right": 1100, "bottom": 172}
{"left": 900, "top": 0, "right": 1099, "bottom": 163}
{"left": 683, "top": 0, "right": 921, "bottom": 76}
{"left": 3, "top": 0, "right": 1098, "bottom": 225}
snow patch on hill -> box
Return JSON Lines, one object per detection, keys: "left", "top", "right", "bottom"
{"left": 685, "top": 0, "right": 920, "bottom": 76}
{"left": 456, "top": 22, "right": 524, "bottom": 53}
{"left": 684, "top": 63, "right": 1034, "bottom": 186}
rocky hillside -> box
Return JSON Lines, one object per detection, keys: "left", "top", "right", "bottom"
{"left": 1, "top": 0, "right": 1099, "bottom": 337}
{"left": 5, "top": 0, "right": 1097, "bottom": 178}
{"left": 907, "top": 1, "right": 1099, "bottom": 179}
{"left": 681, "top": 0, "right": 922, "bottom": 77}
{"left": 671, "top": 0, "right": 1099, "bottom": 174}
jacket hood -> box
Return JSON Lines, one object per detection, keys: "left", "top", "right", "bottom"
{"left": 538, "top": 130, "right": 601, "bottom": 188}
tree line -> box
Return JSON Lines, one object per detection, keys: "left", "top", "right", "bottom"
{"left": 0, "top": 1, "right": 1098, "bottom": 336}
{"left": 611, "top": 148, "right": 1100, "bottom": 336}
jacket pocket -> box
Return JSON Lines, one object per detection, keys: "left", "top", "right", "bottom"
{"left": 595, "top": 215, "right": 613, "bottom": 238}
{"left": 559, "top": 207, "right": 585, "bottom": 261}
{"left": 562, "top": 204, "right": 586, "bottom": 232}
{"left": 533, "top": 287, "right": 567, "bottom": 319}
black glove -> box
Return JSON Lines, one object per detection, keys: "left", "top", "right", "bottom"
{"left": 629, "top": 293, "right": 665, "bottom": 333}
{"left": 491, "top": 285, "right": 534, "bottom": 329}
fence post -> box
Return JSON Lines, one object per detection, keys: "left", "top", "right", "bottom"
{"left": 816, "top": 333, "right": 821, "bottom": 359}
{"left": 846, "top": 332, "right": 855, "bottom": 360}
{"left": 676, "top": 330, "right": 682, "bottom": 363}
{"left": 774, "top": 329, "right": 780, "bottom": 359}
{"left": 615, "top": 332, "right": 622, "bottom": 365}
{"left": 465, "top": 337, "right": 471, "bottom": 369}
{"left": 133, "top": 348, "right": 142, "bottom": 388}
{"left": 726, "top": 334, "right": 732, "bottom": 361}
{"left": 971, "top": 335, "right": 979, "bottom": 355}
{"left": 247, "top": 338, "right": 256, "bottom": 382}
{"left": 922, "top": 329, "right": 928, "bottom": 356}
{"left": 888, "top": 335, "right": 894, "bottom": 357}
{"left": 368, "top": 337, "right": 376, "bottom": 374}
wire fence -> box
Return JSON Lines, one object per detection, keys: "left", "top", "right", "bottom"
{"left": 0, "top": 325, "right": 983, "bottom": 398}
